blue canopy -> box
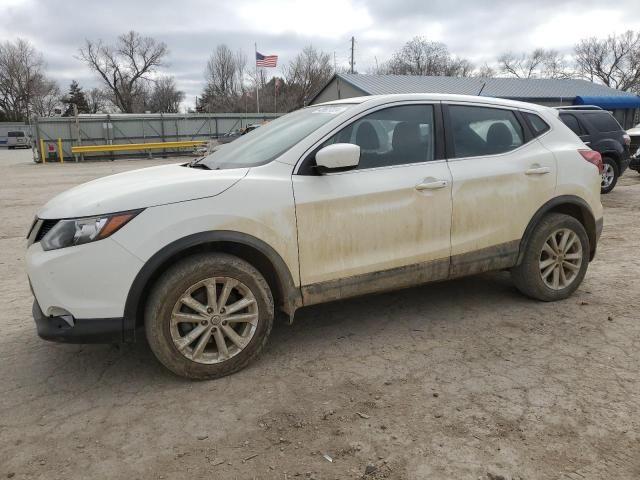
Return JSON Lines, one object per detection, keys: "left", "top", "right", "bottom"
{"left": 575, "top": 95, "right": 640, "bottom": 109}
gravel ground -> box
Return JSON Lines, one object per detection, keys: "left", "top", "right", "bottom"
{"left": 1, "top": 148, "right": 639, "bottom": 480}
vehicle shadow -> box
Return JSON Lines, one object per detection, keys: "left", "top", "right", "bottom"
{"left": 18, "top": 270, "right": 528, "bottom": 386}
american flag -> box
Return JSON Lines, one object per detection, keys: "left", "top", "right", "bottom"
{"left": 256, "top": 51, "right": 278, "bottom": 68}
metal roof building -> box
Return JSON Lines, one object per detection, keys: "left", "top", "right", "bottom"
{"left": 311, "top": 73, "right": 640, "bottom": 128}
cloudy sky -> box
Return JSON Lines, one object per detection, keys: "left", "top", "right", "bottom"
{"left": 2, "top": 0, "right": 640, "bottom": 110}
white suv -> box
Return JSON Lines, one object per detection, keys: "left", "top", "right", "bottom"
{"left": 26, "top": 94, "right": 604, "bottom": 379}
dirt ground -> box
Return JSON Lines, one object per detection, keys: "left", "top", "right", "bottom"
{"left": 1, "top": 148, "right": 639, "bottom": 480}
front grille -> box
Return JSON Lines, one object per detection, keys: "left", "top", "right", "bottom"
{"left": 630, "top": 137, "right": 640, "bottom": 154}
{"left": 35, "top": 219, "right": 59, "bottom": 242}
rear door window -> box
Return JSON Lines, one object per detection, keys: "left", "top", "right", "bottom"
{"left": 448, "top": 105, "right": 524, "bottom": 158}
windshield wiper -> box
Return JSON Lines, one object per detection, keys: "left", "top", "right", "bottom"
{"left": 188, "top": 162, "right": 211, "bottom": 170}
{"left": 186, "top": 155, "right": 211, "bottom": 168}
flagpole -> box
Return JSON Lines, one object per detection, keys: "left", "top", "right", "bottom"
{"left": 255, "top": 42, "right": 260, "bottom": 114}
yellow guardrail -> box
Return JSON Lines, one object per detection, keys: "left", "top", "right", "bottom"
{"left": 71, "top": 140, "right": 206, "bottom": 154}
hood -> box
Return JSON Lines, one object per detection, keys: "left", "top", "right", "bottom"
{"left": 38, "top": 163, "right": 248, "bottom": 219}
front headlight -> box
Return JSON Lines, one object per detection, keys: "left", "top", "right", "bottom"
{"left": 41, "top": 210, "right": 141, "bottom": 251}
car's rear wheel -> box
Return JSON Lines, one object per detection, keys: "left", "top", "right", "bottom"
{"left": 600, "top": 157, "right": 618, "bottom": 194}
{"left": 511, "top": 213, "right": 589, "bottom": 302}
{"left": 145, "top": 253, "right": 274, "bottom": 380}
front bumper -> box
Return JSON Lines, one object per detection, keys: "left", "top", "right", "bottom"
{"left": 32, "top": 300, "right": 123, "bottom": 343}
{"left": 630, "top": 154, "right": 640, "bottom": 172}
{"left": 26, "top": 237, "right": 144, "bottom": 320}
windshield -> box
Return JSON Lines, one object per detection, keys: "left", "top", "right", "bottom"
{"left": 200, "top": 104, "right": 354, "bottom": 169}
{"left": 8, "top": 131, "right": 25, "bottom": 137}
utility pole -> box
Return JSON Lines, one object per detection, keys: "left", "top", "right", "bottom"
{"left": 73, "top": 103, "right": 82, "bottom": 162}
{"left": 255, "top": 42, "right": 260, "bottom": 113}
{"left": 349, "top": 36, "right": 355, "bottom": 74}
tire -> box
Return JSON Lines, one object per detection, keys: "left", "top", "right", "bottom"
{"left": 145, "top": 253, "right": 274, "bottom": 380}
{"left": 511, "top": 213, "right": 589, "bottom": 302}
{"left": 600, "top": 157, "right": 619, "bottom": 194}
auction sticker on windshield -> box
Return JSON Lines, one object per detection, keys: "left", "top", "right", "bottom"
{"left": 311, "top": 106, "right": 349, "bottom": 114}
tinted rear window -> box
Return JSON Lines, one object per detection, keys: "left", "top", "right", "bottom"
{"left": 585, "top": 112, "right": 621, "bottom": 132}
{"left": 8, "top": 131, "right": 25, "bottom": 137}
{"left": 524, "top": 113, "right": 550, "bottom": 137}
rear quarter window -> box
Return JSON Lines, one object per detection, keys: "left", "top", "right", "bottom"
{"left": 523, "top": 113, "right": 550, "bottom": 137}
{"left": 585, "top": 112, "right": 622, "bottom": 132}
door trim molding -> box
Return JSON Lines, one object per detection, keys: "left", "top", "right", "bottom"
{"left": 300, "top": 239, "right": 520, "bottom": 306}
{"left": 301, "top": 257, "right": 450, "bottom": 306}
{"left": 449, "top": 240, "right": 520, "bottom": 278}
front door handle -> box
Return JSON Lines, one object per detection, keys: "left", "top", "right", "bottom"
{"left": 415, "top": 180, "right": 449, "bottom": 190}
{"left": 525, "top": 166, "right": 551, "bottom": 175}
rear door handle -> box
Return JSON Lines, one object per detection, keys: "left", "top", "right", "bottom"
{"left": 415, "top": 180, "right": 449, "bottom": 190}
{"left": 525, "top": 166, "right": 551, "bottom": 175}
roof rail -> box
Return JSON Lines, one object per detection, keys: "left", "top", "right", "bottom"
{"left": 554, "top": 105, "right": 603, "bottom": 111}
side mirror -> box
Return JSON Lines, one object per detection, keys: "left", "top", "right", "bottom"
{"left": 315, "top": 143, "right": 360, "bottom": 173}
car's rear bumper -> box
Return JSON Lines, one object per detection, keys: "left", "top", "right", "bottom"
{"left": 32, "top": 300, "right": 124, "bottom": 343}
{"left": 620, "top": 154, "right": 630, "bottom": 174}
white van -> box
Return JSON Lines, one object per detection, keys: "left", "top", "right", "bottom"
{"left": 7, "top": 130, "right": 30, "bottom": 149}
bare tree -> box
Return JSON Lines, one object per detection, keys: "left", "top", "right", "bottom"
{"left": 382, "top": 37, "right": 474, "bottom": 77}
{"left": 498, "top": 49, "right": 571, "bottom": 79}
{"left": 283, "top": 45, "right": 333, "bottom": 109}
{"left": 574, "top": 31, "right": 640, "bottom": 92}
{"left": 201, "top": 45, "right": 247, "bottom": 112}
{"left": 0, "top": 38, "right": 58, "bottom": 120}
{"left": 148, "top": 76, "right": 184, "bottom": 113}
{"left": 86, "top": 88, "right": 107, "bottom": 113}
{"left": 30, "top": 78, "right": 60, "bottom": 117}
{"left": 79, "top": 31, "right": 168, "bottom": 113}
{"left": 475, "top": 63, "right": 497, "bottom": 78}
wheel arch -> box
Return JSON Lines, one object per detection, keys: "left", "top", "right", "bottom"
{"left": 517, "top": 196, "right": 598, "bottom": 266}
{"left": 601, "top": 149, "right": 620, "bottom": 165}
{"left": 123, "top": 231, "right": 302, "bottom": 342}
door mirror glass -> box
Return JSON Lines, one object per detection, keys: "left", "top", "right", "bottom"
{"left": 315, "top": 143, "right": 360, "bottom": 172}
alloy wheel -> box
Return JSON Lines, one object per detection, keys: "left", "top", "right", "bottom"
{"left": 601, "top": 163, "right": 615, "bottom": 189}
{"left": 170, "top": 277, "right": 258, "bottom": 364}
{"left": 538, "top": 228, "right": 583, "bottom": 290}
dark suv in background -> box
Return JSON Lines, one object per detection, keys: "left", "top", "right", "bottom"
{"left": 557, "top": 106, "right": 631, "bottom": 193}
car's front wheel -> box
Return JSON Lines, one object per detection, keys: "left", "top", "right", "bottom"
{"left": 600, "top": 157, "right": 619, "bottom": 194}
{"left": 145, "top": 253, "right": 274, "bottom": 380}
{"left": 511, "top": 213, "right": 589, "bottom": 302}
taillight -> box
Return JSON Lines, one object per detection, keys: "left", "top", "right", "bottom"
{"left": 578, "top": 149, "right": 603, "bottom": 174}
{"left": 623, "top": 133, "right": 631, "bottom": 146}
